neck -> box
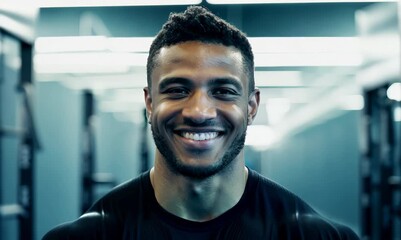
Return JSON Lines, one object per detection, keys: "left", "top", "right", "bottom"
{"left": 150, "top": 154, "right": 248, "bottom": 222}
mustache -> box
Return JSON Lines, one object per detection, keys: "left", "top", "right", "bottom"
{"left": 182, "top": 118, "right": 223, "bottom": 128}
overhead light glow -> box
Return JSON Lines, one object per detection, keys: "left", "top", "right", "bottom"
{"left": 58, "top": 73, "right": 147, "bottom": 90}
{"left": 35, "top": 36, "right": 107, "bottom": 53}
{"left": 266, "top": 98, "right": 291, "bottom": 125}
{"left": 387, "top": 82, "right": 401, "bottom": 101}
{"left": 339, "top": 95, "right": 364, "bottom": 110}
{"left": 255, "top": 52, "right": 361, "bottom": 67}
{"left": 255, "top": 71, "right": 302, "bottom": 87}
{"left": 34, "top": 36, "right": 361, "bottom": 74}
{"left": 245, "top": 125, "right": 277, "bottom": 151}
{"left": 37, "top": 0, "right": 202, "bottom": 8}
{"left": 36, "top": 36, "right": 359, "bottom": 54}
{"left": 35, "top": 36, "right": 153, "bottom": 53}
{"left": 249, "top": 37, "right": 358, "bottom": 53}
{"left": 207, "top": 0, "right": 396, "bottom": 4}
{"left": 34, "top": 52, "right": 147, "bottom": 73}
{"left": 107, "top": 37, "right": 153, "bottom": 52}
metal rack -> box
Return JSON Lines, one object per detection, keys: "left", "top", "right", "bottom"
{"left": 356, "top": 2, "right": 401, "bottom": 240}
{"left": 81, "top": 90, "right": 116, "bottom": 213}
{"left": 0, "top": 31, "right": 39, "bottom": 240}
{"left": 361, "top": 85, "right": 401, "bottom": 240}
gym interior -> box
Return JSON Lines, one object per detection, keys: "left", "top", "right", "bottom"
{"left": 0, "top": 1, "right": 400, "bottom": 239}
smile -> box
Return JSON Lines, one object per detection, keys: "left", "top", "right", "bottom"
{"left": 181, "top": 132, "right": 219, "bottom": 141}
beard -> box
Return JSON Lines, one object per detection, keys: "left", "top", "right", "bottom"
{"left": 151, "top": 125, "right": 247, "bottom": 179}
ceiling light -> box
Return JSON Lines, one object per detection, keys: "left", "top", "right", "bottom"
{"left": 339, "top": 95, "right": 364, "bottom": 110}
{"left": 255, "top": 52, "right": 361, "bottom": 67}
{"left": 34, "top": 52, "right": 148, "bottom": 73}
{"left": 394, "top": 107, "right": 401, "bottom": 122}
{"left": 255, "top": 71, "right": 302, "bottom": 87}
{"left": 387, "top": 82, "right": 401, "bottom": 101}
{"left": 35, "top": 36, "right": 107, "bottom": 53}
{"left": 107, "top": 37, "right": 154, "bottom": 52}
{"left": 251, "top": 37, "right": 361, "bottom": 67}
{"left": 56, "top": 73, "right": 146, "bottom": 90}
{"left": 249, "top": 37, "right": 358, "bottom": 53}
{"left": 34, "top": 36, "right": 361, "bottom": 74}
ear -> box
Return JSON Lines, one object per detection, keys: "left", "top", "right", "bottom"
{"left": 143, "top": 87, "right": 152, "bottom": 120}
{"left": 247, "top": 88, "right": 260, "bottom": 125}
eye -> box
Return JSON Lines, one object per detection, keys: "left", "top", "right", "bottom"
{"left": 164, "top": 87, "right": 190, "bottom": 99}
{"left": 211, "top": 87, "right": 240, "bottom": 100}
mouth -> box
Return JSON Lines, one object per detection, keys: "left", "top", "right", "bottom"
{"left": 173, "top": 129, "right": 224, "bottom": 150}
{"left": 180, "top": 132, "right": 219, "bottom": 141}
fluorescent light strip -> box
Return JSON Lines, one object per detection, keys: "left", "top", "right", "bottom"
{"left": 207, "top": 0, "right": 397, "bottom": 4}
{"left": 249, "top": 37, "right": 358, "bottom": 53}
{"left": 255, "top": 71, "right": 302, "bottom": 87}
{"left": 387, "top": 82, "right": 401, "bottom": 102}
{"left": 394, "top": 107, "right": 401, "bottom": 122}
{"left": 58, "top": 73, "right": 146, "bottom": 89}
{"left": 255, "top": 52, "right": 361, "bottom": 66}
{"left": 35, "top": 36, "right": 108, "bottom": 53}
{"left": 107, "top": 37, "right": 154, "bottom": 52}
{"left": 35, "top": 36, "right": 154, "bottom": 53}
{"left": 37, "top": 0, "right": 201, "bottom": 8}
{"left": 34, "top": 52, "right": 148, "bottom": 65}
{"left": 34, "top": 36, "right": 362, "bottom": 73}
{"left": 36, "top": 36, "right": 359, "bottom": 54}
{"left": 34, "top": 51, "right": 360, "bottom": 74}
{"left": 34, "top": 52, "right": 147, "bottom": 73}
{"left": 245, "top": 125, "right": 276, "bottom": 150}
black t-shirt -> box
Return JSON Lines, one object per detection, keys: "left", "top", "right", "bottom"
{"left": 43, "top": 169, "right": 359, "bottom": 239}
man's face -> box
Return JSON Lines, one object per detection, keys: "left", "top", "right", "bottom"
{"left": 144, "top": 41, "right": 259, "bottom": 179}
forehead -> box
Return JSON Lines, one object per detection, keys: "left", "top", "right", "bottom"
{"left": 152, "top": 41, "right": 246, "bottom": 87}
{"left": 159, "top": 41, "right": 243, "bottom": 65}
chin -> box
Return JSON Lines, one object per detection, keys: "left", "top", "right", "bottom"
{"left": 173, "top": 163, "right": 225, "bottom": 179}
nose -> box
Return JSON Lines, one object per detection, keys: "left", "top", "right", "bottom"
{"left": 182, "top": 90, "right": 217, "bottom": 124}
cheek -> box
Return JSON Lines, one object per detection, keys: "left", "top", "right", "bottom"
{"left": 152, "top": 101, "right": 181, "bottom": 126}
{"left": 222, "top": 103, "right": 248, "bottom": 128}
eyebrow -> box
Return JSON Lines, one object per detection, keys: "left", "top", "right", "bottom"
{"left": 208, "top": 78, "right": 243, "bottom": 92}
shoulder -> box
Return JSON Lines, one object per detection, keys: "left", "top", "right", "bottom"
{"left": 249, "top": 169, "right": 315, "bottom": 214}
{"left": 42, "top": 212, "right": 105, "bottom": 240}
{"left": 91, "top": 171, "right": 147, "bottom": 208}
{"left": 283, "top": 214, "right": 360, "bottom": 239}
{"left": 42, "top": 171, "right": 150, "bottom": 240}
{"left": 248, "top": 169, "right": 360, "bottom": 239}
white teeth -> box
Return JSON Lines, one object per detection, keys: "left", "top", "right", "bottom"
{"left": 182, "top": 132, "right": 218, "bottom": 141}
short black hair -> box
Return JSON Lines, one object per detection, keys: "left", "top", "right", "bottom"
{"left": 146, "top": 6, "right": 255, "bottom": 94}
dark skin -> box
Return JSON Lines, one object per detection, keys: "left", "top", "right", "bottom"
{"left": 144, "top": 41, "right": 260, "bottom": 222}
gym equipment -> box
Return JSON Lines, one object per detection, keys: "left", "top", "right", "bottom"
{"left": 0, "top": 31, "right": 39, "bottom": 240}
{"left": 81, "top": 90, "right": 116, "bottom": 213}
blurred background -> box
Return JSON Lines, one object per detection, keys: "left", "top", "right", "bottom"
{"left": 0, "top": 0, "right": 400, "bottom": 239}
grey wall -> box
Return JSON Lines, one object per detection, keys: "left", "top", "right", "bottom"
{"left": 35, "top": 82, "right": 81, "bottom": 239}
{"left": 261, "top": 111, "right": 361, "bottom": 234}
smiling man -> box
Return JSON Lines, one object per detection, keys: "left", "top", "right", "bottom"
{"left": 43, "top": 6, "right": 359, "bottom": 240}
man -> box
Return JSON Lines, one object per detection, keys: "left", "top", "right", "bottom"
{"left": 43, "top": 6, "right": 359, "bottom": 240}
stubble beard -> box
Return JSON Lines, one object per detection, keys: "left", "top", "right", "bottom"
{"left": 151, "top": 125, "right": 247, "bottom": 179}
